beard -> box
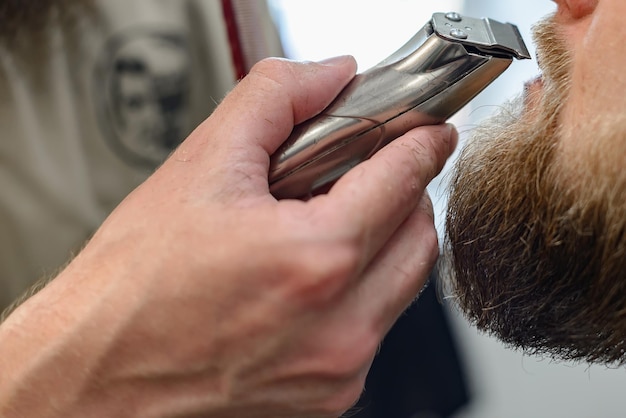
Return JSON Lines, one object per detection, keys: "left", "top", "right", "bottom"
{"left": 441, "top": 15, "right": 626, "bottom": 366}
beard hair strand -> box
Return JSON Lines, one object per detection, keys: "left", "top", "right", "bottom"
{"left": 440, "top": 14, "right": 626, "bottom": 366}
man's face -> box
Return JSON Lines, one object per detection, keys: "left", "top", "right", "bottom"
{"left": 443, "top": 0, "right": 626, "bottom": 365}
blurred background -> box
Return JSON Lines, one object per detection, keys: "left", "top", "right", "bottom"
{"left": 269, "top": 1, "right": 626, "bottom": 417}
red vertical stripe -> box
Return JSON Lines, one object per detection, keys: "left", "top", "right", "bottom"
{"left": 221, "top": 0, "right": 247, "bottom": 80}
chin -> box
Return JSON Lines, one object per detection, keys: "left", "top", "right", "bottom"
{"left": 440, "top": 69, "right": 626, "bottom": 366}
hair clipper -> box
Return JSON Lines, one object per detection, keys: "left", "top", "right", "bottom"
{"left": 268, "top": 12, "right": 531, "bottom": 199}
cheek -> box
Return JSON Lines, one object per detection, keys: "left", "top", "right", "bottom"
{"left": 562, "top": 1, "right": 626, "bottom": 128}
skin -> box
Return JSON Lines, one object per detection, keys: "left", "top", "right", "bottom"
{"left": 552, "top": 0, "right": 625, "bottom": 165}
{"left": 0, "top": 57, "right": 456, "bottom": 417}
{"left": 5, "top": 0, "right": 619, "bottom": 413}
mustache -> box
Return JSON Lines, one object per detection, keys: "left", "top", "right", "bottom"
{"left": 531, "top": 14, "right": 572, "bottom": 99}
{"left": 443, "top": 12, "right": 626, "bottom": 366}
{"left": 440, "top": 12, "right": 622, "bottom": 364}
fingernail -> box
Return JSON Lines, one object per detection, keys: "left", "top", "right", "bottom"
{"left": 316, "top": 55, "right": 354, "bottom": 67}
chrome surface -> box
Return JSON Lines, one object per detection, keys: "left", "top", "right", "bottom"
{"left": 269, "top": 12, "right": 530, "bottom": 199}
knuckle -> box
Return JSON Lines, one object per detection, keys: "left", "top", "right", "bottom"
{"left": 317, "top": 323, "right": 379, "bottom": 380}
{"left": 245, "top": 57, "right": 314, "bottom": 124}
{"left": 286, "top": 241, "right": 361, "bottom": 308}
{"left": 248, "top": 57, "right": 286, "bottom": 77}
{"left": 248, "top": 58, "right": 300, "bottom": 91}
{"left": 297, "top": 325, "right": 377, "bottom": 417}
{"left": 331, "top": 338, "right": 377, "bottom": 379}
{"left": 318, "top": 354, "right": 371, "bottom": 417}
{"left": 246, "top": 58, "right": 291, "bottom": 93}
{"left": 317, "top": 382, "right": 364, "bottom": 417}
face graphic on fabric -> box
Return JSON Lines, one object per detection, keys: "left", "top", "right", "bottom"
{"left": 106, "top": 36, "right": 190, "bottom": 166}
{"left": 0, "top": 1, "right": 190, "bottom": 167}
{"left": 442, "top": 12, "right": 626, "bottom": 366}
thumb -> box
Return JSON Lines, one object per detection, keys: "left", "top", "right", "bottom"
{"left": 199, "top": 56, "right": 357, "bottom": 156}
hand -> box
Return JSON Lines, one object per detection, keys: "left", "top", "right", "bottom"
{"left": 0, "top": 56, "right": 457, "bottom": 418}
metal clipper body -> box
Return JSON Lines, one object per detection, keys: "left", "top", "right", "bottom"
{"left": 269, "top": 12, "right": 531, "bottom": 199}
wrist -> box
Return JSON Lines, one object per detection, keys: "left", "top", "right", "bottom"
{"left": 0, "top": 263, "right": 141, "bottom": 417}
{"left": 0, "top": 274, "right": 103, "bottom": 417}
{"left": 0, "top": 260, "right": 233, "bottom": 418}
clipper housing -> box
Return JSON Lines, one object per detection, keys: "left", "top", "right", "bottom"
{"left": 269, "top": 12, "right": 531, "bottom": 199}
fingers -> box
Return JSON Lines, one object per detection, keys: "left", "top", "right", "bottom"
{"left": 161, "top": 56, "right": 356, "bottom": 201}
{"left": 321, "top": 123, "right": 457, "bottom": 264}
{"left": 292, "top": 193, "right": 439, "bottom": 399}
{"left": 199, "top": 56, "right": 357, "bottom": 155}
{"left": 355, "top": 192, "right": 439, "bottom": 334}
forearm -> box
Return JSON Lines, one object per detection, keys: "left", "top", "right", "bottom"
{"left": 0, "top": 268, "right": 121, "bottom": 417}
{"left": 1, "top": 251, "right": 79, "bottom": 324}
{"left": 1, "top": 275, "right": 54, "bottom": 324}
{"left": 0, "top": 266, "right": 173, "bottom": 418}
{"left": 1, "top": 258, "right": 266, "bottom": 418}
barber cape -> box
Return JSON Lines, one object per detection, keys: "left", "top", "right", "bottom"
{"left": 0, "top": 0, "right": 283, "bottom": 309}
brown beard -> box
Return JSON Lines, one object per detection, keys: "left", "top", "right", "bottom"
{"left": 441, "top": 15, "right": 626, "bottom": 365}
